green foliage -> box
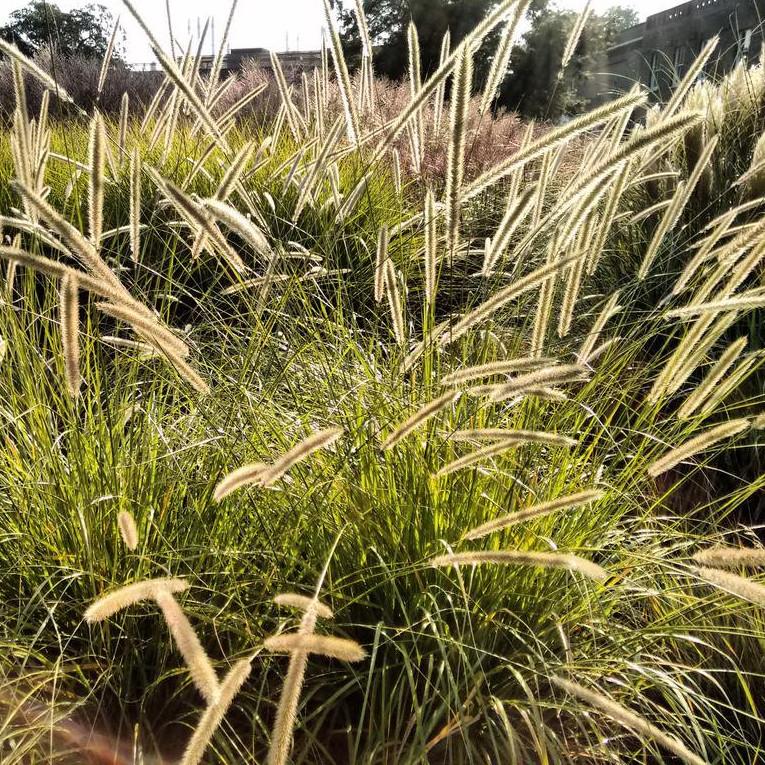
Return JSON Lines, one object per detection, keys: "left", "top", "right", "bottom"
{"left": 0, "top": 0, "right": 120, "bottom": 59}
{"left": 0, "top": 3, "right": 765, "bottom": 764}
{"left": 503, "top": 3, "right": 639, "bottom": 118}
{"left": 339, "top": 0, "right": 495, "bottom": 79}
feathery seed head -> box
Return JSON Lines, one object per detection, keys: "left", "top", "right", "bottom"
{"left": 431, "top": 550, "right": 608, "bottom": 581}
{"left": 648, "top": 419, "right": 750, "bottom": 477}
{"left": 85, "top": 577, "right": 189, "bottom": 623}
{"left": 692, "top": 547, "right": 765, "bottom": 569}
{"left": 463, "top": 489, "right": 603, "bottom": 540}
{"left": 693, "top": 566, "right": 765, "bottom": 606}
{"left": 382, "top": 390, "right": 460, "bottom": 450}
{"left": 274, "top": 594, "right": 333, "bottom": 620}
{"left": 551, "top": 677, "right": 706, "bottom": 765}
{"left": 264, "top": 633, "right": 366, "bottom": 662}
{"left": 153, "top": 587, "right": 221, "bottom": 704}
{"left": 117, "top": 510, "right": 139, "bottom": 550}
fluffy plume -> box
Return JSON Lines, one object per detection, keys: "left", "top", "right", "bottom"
{"left": 384, "top": 260, "right": 406, "bottom": 344}
{"left": 448, "top": 429, "right": 576, "bottom": 447}
{"left": 215, "top": 427, "right": 343, "bottom": 499}
{"left": 262, "top": 427, "right": 343, "bottom": 486}
{"left": 374, "top": 225, "right": 388, "bottom": 302}
{"left": 121, "top": 0, "right": 227, "bottom": 146}
{"left": 587, "top": 162, "right": 631, "bottom": 275}
{"left": 648, "top": 419, "right": 750, "bottom": 477}
{"left": 118, "top": 92, "right": 129, "bottom": 160}
{"left": 407, "top": 23, "right": 424, "bottom": 172}
{"left": 216, "top": 141, "right": 257, "bottom": 201}
{"left": 649, "top": 312, "right": 739, "bottom": 401}
{"left": 369, "top": 0, "right": 520, "bottom": 165}
{"left": 435, "top": 434, "right": 569, "bottom": 477}
{"left": 322, "top": 0, "right": 360, "bottom": 142}
{"left": 84, "top": 578, "right": 189, "bottom": 623}
{"left": 551, "top": 677, "right": 705, "bottom": 765}
{"left": 213, "top": 462, "right": 268, "bottom": 501}
{"left": 464, "top": 89, "right": 645, "bottom": 201}
{"left": 97, "top": 17, "right": 121, "bottom": 98}
{"left": 179, "top": 659, "right": 252, "bottom": 765}
{"left": 96, "top": 304, "right": 210, "bottom": 394}
{"left": 13, "top": 180, "right": 121, "bottom": 289}
{"left": 696, "top": 355, "right": 759, "bottom": 416}
{"left": 129, "top": 147, "right": 141, "bottom": 261}
{"left": 294, "top": 117, "right": 344, "bottom": 219}
{"left": 530, "top": 245, "right": 559, "bottom": 356}
{"left": 433, "top": 30, "right": 451, "bottom": 133}
{"left": 667, "top": 294, "right": 765, "bottom": 318}
{"left": 153, "top": 588, "right": 220, "bottom": 704}
{"left": 677, "top": 337, "right": 748, "bottom": 419}
{"left": 693, "top": 566, "right": 765, "bottom": 606}
{"left": 335, "top": 176, "right": 369, "bottom": 222}
{"left": 482, "top": 184, "right": 537, "bottom": 275}
{"left": 266, "top": 576, "right": 331, "bottom": 765}
{"left": 560, "top": 1, "right": 592, "bottom": 71}
{"left": 204, "top": 0, "right": 240, "bottom": 104}
{"left": 692, "top": 547, "right": 765, "bottom": 569}
{"left": 431, "top": 251, "right": 582, "bottom": 352}
{"left": 487, "top": 364, "right": 589, "bottom": 400}
{"left": 392, "top": 149, "right": 402, "bottom": 193}
{"left": 664, "top": 36, "right": 718, "bottom": 116}
{"left": 267, "top": 648, "right": 308, "bottom": 765}
{"left": 480, "top": 0, "right": 527, "bottom": 113}
{"left": 557, "top": 219, "right": 594, "bottom": 338}
{"left": 274, "top": 594, "right": 333, "bottom": 620}
{"left": 0, "top": 247, "right": 120, "bottom": 303}
{"left": 673, "top": 211, "right": 736, "bottom": 296}
{"left": 463, "top": 489, "right": 603, "bottom": 540}
{"left": 94, "top": 301, "right": 189, "bottom": 359}
{"left": 270, "top": 52, "right": 303, "bottom": 141}
{"left": 352, "top": 0, "right": 373, "bottom": 61}
{"left": 382, "top": 390, "right": 460, "bottom": 450}
{"left": 431, "top": 550, "right": 608, "bottom": 581}
{"left": 148, "top": 170, "right": 246, "bottom": 274}
{"left": 202, "top": 198, "right": 271, "bottom": 256}
{"left": 577, "top": 292, "right": 621, "bottom": 364}
{"left": 264, "top": 634, "right": 366, "bottom": 662}
{"left": 638, "top": 137, "right": 719, "bottom": 279}
{"left": 117, "top": 511, "right": 139, "bottom": 550}
{"left": 541, "top": 112, "right": 702, "bottom": 243}
{"left": 59, "top": 274, "right": 81, "bottom": 398}
{"left": 441, "top": 357, "right": 556, "bottom": 386}
{"left": 424, "top": 189, "right": 437, "bottom": 303}
{"left": 88, "top": 113, "right": 106, "bottom": 247}
{"left": 444, "top": 45, "right": 473, "bottom": 253}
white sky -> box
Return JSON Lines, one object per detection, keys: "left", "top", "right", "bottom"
{"left": 0, "top": 0, "right": 681, "bottom": 64}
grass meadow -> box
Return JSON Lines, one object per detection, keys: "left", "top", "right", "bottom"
{"left": 0, "top": 0, "right": 765, "bottom": 762}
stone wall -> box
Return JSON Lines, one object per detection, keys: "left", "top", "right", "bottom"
{"left": 607, "top": 0, "right": 765, "bottom": 99}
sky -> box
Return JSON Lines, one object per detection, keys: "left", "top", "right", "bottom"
{"left": 0, "top": 0, "right": 683, "bottom": 65}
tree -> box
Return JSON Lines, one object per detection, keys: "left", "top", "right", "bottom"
{"left": 339, "top": 0, "right": 495, "bottom": 81}
{"left": 0, "top": 1, "right": 121, "bottom": 59}
{"left": 502, "top": 3, "right": 639, "bottom": 119}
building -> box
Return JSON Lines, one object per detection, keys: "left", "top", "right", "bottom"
{"left": 132, "top": 48, "right": 322, "bottom": 78}
{"left": 607, "top": 0, "right": 765, "bottom": 98}
{"left": 197, "top": 48, "right": 322, "bottom": 78}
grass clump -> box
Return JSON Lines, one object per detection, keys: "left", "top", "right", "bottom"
{"left": 0, "top": 1, "right": 764, "bottom": 763}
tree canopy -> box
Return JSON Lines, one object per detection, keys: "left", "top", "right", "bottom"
{"left": 339, "top": 0, "right": 496, "bottom": 81}
{"left": 339, "top": 0, "right": 639, "bottom": 118}
{"left": 0, "top": 0, "right": 120, "bottom": 59}
{"left": 503, "top": 4, "right": 639, "bottom": 118}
